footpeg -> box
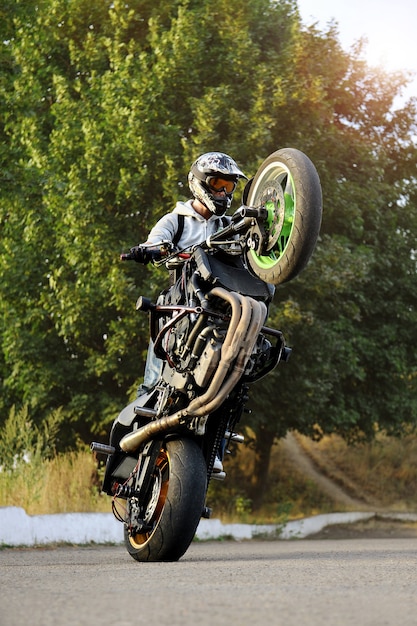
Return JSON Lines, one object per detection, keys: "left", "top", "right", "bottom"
{"left": 134, "top": 406, "right": 157, "bottom": 418}
{"left": 202, "top": 506, "right": 212, "bottom": 519}
{"left": 225, "top": 431, "right": 244, "bottom": 444}
{"left": 211, "top": 470, "right": 226, "bottom": 481}
{"left": 90, "top": 442, "right": 116, "bottom": 455}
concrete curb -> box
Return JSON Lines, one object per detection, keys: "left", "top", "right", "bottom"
{"left": 3, "top": 507, "right": 416, "bottom": 547}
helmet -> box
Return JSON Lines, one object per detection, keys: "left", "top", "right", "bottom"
{"left": 188, "top": 152, "right": 247, "bottom": 216}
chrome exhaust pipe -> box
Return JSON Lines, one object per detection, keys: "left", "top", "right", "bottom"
{"left": 120, "top": 290, "right": 266, "bottom": 453}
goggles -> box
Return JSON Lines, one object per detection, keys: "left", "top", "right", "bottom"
{"left": 207, "top": 176, "right": 237, "bottom": 194}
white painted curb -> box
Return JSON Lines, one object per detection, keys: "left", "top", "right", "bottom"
{"left": 0, "top": 507, "right": 122, "bottom": 546}
{"left": 3, "top": 507, "right": 413, "bottom": 547}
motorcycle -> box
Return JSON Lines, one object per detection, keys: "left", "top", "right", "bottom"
{"left": 91, "top": 148, "right": 322, "bottom": 562}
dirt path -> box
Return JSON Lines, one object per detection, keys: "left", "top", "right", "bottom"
{"left": 281, "top": 433, "right": 417, "bottom": 538}
{"left": 282, "top": 432, "right": 371, "bottom": 510}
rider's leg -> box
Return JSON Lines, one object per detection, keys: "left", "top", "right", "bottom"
{"left": 102, "top": 342, "right": 162, "bottom": 494}
{"left": 137, "top": 339, "right": 163, "bottom": 397}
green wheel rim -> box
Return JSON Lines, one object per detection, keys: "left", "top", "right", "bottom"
{"left": 249, "top": 170, "right": 296, "bottom": 270}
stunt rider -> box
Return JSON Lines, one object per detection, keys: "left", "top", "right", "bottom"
{"left": 102, "top": 152, "right": 247, "bottom": 494}
{"left": 132, "top": 152, "right": 247, "bottom": 473}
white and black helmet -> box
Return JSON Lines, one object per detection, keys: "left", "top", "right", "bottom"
{"left": 188, "top": 152, "right": 247, "bottom": 216}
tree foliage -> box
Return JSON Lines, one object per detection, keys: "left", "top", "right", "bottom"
{"left": 1, "top": 0, "right": 416, "bottom": 478}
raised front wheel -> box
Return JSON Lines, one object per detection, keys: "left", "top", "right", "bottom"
{"left": 245, "top": 148, "right": 322, "bottom": 285}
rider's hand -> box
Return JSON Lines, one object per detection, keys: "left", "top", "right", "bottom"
{"left": 129, "top": 245, "right": 149, "bottom": 264}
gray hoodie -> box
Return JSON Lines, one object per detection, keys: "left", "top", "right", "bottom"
{"left": 146, "top": 200, "right": 230, "bottom": 250}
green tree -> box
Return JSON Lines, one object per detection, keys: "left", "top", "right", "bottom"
{"left": 0, "top": 0, "right": 416, "bottom": 504}
{"left": 241, "top": 24, "right": 417, "bottom": 505}
{"left": 0, "top": 0, "right": 300, "bottom": 440}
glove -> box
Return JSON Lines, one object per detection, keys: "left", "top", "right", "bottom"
{"left": 129, "top": 245, "right": 149, "bottom": 264}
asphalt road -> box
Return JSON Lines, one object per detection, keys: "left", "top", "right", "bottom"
{"left": 1, "top": 539, "right": 417, "bottom": 626}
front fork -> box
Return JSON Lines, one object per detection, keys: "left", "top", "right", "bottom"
{"left": 118, "top": 439, "right": 164, "bottom": 535}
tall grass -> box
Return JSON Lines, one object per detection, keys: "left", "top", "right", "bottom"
{"left": 0, "top": 448, "right": 110, "bottom": 515}
{"left": 0, "top": 405, "right": 110, "bottom": 515}
{"left": 2, "top": 405, "right": 417, "bottom": 518}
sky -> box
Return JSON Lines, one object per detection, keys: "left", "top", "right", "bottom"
{"left": 297, "top": 0, "right": 417, "bottom": 101}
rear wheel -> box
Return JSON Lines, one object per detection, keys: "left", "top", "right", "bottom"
{"left": 245, "top": 148, "right": 322, "bottom": 285}
{"left": 124, "top": 438, "right": 207, "bottom": 562}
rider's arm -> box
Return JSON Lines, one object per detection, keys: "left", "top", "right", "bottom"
{"left": 145, "top": 213, "right": 180, "bottom": 246}
{"left": 127, "top": 214, "right": 179, "bottom": 263}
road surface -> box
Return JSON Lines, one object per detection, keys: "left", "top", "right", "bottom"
{"left": 1, "top": 539, "right": 416, "bottom": 625}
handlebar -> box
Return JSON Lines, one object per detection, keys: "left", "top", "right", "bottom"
{"left": 206, "top": 205, "right": 267, "bottom": 246}
{"left": 120, "top": 207, "right": 267, "bottom": 262}
{"left": 232, "top": 205, "right": 267, "bottom": 220}
{"left": 120, "top": 243, "right": 172, "bottom": 263}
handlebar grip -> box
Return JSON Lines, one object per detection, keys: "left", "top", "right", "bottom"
{"left": 239, "top": 206, "right": 261, "bottom": 218}
{"left": 120, "top": 252, "right": 134, "bottom": 261}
